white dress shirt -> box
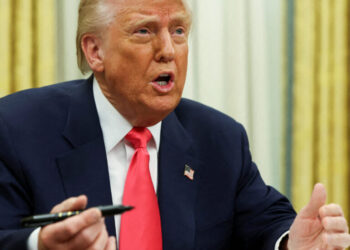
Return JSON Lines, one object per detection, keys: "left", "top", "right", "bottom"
{"left": 27, "top": 78, "right": 286, "bottom": 249}
{"left": 93, "top": 77, "right": 161, "bottom": 240}
{"left": 28, "top": 78, "right": 161, "bottom": 249}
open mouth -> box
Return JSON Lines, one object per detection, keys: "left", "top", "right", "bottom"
{"left": 153, "top": 73, "right": 173, "bottom": 86}
{"left": 150, "top": 72, "right": 175, "bottom": 93}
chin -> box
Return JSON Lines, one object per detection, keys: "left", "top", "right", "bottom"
{"left": 134, "top": 99, "right": 179, "bottom": 127}
{"left": 150, "top": 96, "right": 180, "bottom": 114}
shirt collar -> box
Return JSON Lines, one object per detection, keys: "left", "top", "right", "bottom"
{"left": 93, "top": 77, "right": 162, "bottom": 153}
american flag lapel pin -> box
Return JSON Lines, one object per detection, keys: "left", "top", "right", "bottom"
{"left": 184, "top": 164, "right": 194, "bottom": 180}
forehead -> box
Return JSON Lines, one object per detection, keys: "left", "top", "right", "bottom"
{"left": 111, "top": 0, "right": 191, "bottom": 23}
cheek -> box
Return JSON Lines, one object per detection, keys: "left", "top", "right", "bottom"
{"left": 114, "top": 54, "right": 152, "bottom": 81}
{"left": 105, "top": 58, "right": 141, "bottom": 86}
{"left": 178, "top": 58, "right": 188, "bottom": 83}
{"left": 177, "top": 48, "right": 189, "bottom": 69}
{"left": 104, "top": 40, "right": 143, "bottom": 68}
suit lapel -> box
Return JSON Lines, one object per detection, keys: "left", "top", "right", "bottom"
{"left": 56, "top": 78, "right": 115, "bottom": 236}
{"left": 158, "top": 111, "right": 201, "bottom": 250}
{"left": 54, "top": 79, "right": 200, "bottom": 242}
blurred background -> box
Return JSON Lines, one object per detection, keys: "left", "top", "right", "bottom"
{"left": 0, "top": 0, "right": 349, "bottom": 219}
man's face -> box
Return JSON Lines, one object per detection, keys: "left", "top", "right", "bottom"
{"left": 96, "top": 0, "right": 191, "bottom": 126}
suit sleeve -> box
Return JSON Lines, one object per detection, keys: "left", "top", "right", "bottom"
{"left": 231, "top": 124, "right": 296, "bottom": 249}
{"left": 0, "top": 114, "right": 35, "bottom": 249}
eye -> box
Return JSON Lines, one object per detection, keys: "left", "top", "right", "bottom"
{"left": 135, "top": 28, "right": 149, "bottom": 35}
{"left": 174, "top": 28, "right": 185, "bottom": 35}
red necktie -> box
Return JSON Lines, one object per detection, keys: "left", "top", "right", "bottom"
{"left": 119, "top": 127, "right": 162, "bottom": 250}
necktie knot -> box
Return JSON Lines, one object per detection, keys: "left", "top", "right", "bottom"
{"left": 125, "top": 127, "right": 152, "bottom": 149}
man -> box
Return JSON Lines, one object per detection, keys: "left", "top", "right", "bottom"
{"left": 0, "top": 0, "right": 349, "bottom": 249}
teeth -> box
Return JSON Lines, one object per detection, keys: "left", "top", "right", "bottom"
{"left": 160, "top": 74, "right": 169, "bottom": 77}
{"left": 156, "top": 81, "right": 168, "bottom": 86}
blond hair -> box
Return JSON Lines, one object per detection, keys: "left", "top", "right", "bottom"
{"left": 76, "top": 0, "right": 192, "bottom": 74}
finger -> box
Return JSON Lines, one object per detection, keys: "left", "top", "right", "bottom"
{"left": 105, "top": 236, "right": 117, "bottom": 250}
{"left": 319, "top": 204, "right": 344, "bottom": 218}
{"left": 323, "top": 232, "right": 350, "bottom": 248}
{"left": 67, "top": 218, "right": 105, "bottom": 249}
{"left": 87, "top": 221, "right": 109, "bottom": 250}
{"left": 299, "top": 183, "right": 327, "bottom": 218}
{"left": 51, "top": 195, "right": 87, "bottom": 213}
{"left": 322, "top": 216, "right": 349, "bottom": 233}
{"left": 43, "top": 208, "right": 101, "bottom": 242}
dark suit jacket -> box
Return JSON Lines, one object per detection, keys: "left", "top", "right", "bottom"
{"left": 0, "top": 77, "right": 296, "bottom": 249}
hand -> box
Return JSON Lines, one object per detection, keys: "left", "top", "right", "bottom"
{"left": 38, "top": 195, "right": 116, "bottom": 250}
{"left": 287, "top": 183, "right": 350, "bottom": 250}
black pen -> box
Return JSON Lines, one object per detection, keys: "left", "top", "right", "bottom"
{"left": 21, "top": 205, "right": 133, "bottom": 228}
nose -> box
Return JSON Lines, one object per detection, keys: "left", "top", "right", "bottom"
{"left": 155, "top": 30, "right": 175, "bottom": 63}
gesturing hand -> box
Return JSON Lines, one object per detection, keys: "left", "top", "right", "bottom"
{"left": 287, "top": 183, "right": 350, "bottom": 250}
{"left": 38, "top": 195, "right": 116, "bottom": 250}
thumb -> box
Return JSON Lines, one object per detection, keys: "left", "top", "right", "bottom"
{"left": 299, "top": 183, "right": 327, "bottom": 218}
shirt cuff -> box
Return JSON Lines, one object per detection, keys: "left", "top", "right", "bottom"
{"left": 27, "top": 227, "right": 40, "bottom": 250}
{"left": 274, "top": 231, "right": 289, "bottom": 250}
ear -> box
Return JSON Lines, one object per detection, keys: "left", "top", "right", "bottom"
{"left": 81, "top": 34, "right": 105, "bottom": 72}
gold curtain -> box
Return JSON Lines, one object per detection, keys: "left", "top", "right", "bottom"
{"left": 293, "top": 0, "right": 349, "bottom": 222}
{"left": 0, "top": 0, "right": 56, "bottom": 97}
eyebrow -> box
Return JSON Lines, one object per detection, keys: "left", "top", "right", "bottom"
{"left": 169, "top": 12, "right": 192, "bottom": 27}
{"left": 128, "top": 16, "right": 159, "bottom": 28}
{"left": 124, "top": 11, "right": 192, "bottom": 29}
